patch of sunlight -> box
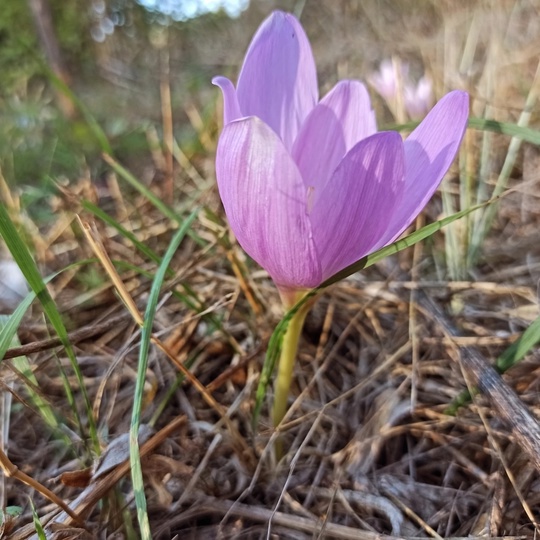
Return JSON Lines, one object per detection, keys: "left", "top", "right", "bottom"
{"left": 137, "top": 0, "right": 249, "bottom": 21}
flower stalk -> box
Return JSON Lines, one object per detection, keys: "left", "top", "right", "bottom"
{"left": 272, "top": 299, "right": 311, "bottom": 429}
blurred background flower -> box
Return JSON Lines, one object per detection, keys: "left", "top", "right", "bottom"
{"left": 369, "top": 57, "right": 433, "bottom": 121}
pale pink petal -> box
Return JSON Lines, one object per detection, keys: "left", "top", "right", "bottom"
{"left": 374, "top": 90, "right": 469, "bottom": 249}
{"left": 291, "top": 80, "right": 377, "bottom": 192}
{"left": 309, "top": 132, "right": 405, "bottom": 279}
{"left": 368, "top": 59, "right": 409, "bottom": 102}
{"left": 368, "top": 59, "right": 397, "bottom": 100}
{"left": 216, "top": 117, "right": 322, "bottom": 289}
{"left": 416, "top": 76, "right": 433, "bottom": 105}
{"left": 236, "top": 11, "right": 318, "bottom": 150}
{"left": 404, "top": 76, "right": 433, "bottom": 118}
{"left": 212, "top": 76, "right": 242, "bottom": 125}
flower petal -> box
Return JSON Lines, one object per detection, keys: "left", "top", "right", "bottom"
{"left": 368, "top": 59, "right": 409, "bottom": 101}
{"left": 310, "top": 132, "right": 405, "bottom": 279}
{"left": 212, "top": 76, "right": 242, "bottom": 125}
{"left": 404, "top": 76, "right": 433, "bottom": 118}
{"left": 373, "top": 90, "right": 469, "bottom": 249}
{"left": 236, "top": 11, "right": 318, "bottom": 150}
{"left": 291, "top": 80, "right": 377, "bottom": 192}
{"left": 216, "top": 116, "right": 322, "bottom": 289}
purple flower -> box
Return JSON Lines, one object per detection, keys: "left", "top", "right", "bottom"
{"left": 368, "top": 59, "right": 405, "bottom": 102}
{"left": 369, "top": 59, "right": 434, "bottom": 119}
{"left": 403, "top": 75, "right": 434, "bottom": 118}
{"left": 368, "top": 58, "right": 433, "bottom": 118}
{"left": 213, "top": 11, "right": 468, "bottom": 296}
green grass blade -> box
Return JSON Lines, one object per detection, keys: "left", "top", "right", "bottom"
{"left": 101, "top": 156, "right": 206, "bottom": 247}
{"left": 0, "top": 291, "right": 36, "bottom": 363}
{"left": 0, "top": 204, "right": 99, "bottom": 452}
{"left": 0, "top": 266, "right": 97, "bottom": 442}
{"left": 390, "top": 115, "right": 540, "bottom": 277}
{"left": 0, "top": 315, "right": 58, "bottom": 431}
{"left": 467, "top": 118, "right": 540, "bottom": 145}
{"left": 253, "top": 199, "right": 495, "bottom": 425}
{"left": 83, "top": 200, "right": 230, "bottom": 343}
{"left": 103, "top": 156, "right": 180, "bottom": 224}
{"left": 389, "top": 117, "right": 540, "bottom": 145}
{"left": 29, "top": 498, "right": 46, "bottom": 540}
{"left": 441, "top": 179, "right": 462, "bottom": 280}
{"left": 323, "top": 198, "right": 494, "bottom": 287}
{"left": 81, "top": 200, "right": 163, "bottom": 266}
{"left": 45, "top": 68, "right": 113, "bottom": 155}
{"left": 447, "top": 313, "right": 540, "bottom": 415}
{"left": 468, "top": 73, "right": 540, "bottom": 266}
{"left": 130, "top": 208, "right": 198, "bottom": 539}
{"left": 497, "top": 315, "right": 540, "bottom": 372}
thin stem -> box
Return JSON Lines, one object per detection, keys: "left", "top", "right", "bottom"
{"left": 272, "top": 303, "right": 310, "bottom": 429}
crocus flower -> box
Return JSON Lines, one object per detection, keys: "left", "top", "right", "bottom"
{"left": 369, "top": 58, "right": 434, "bottom": 120}
{"left": 213, "top": 11, "right": 468, "bottom": 299}
{"left": 368, "top": 58, "right": 406, "bottom": 102}
{"left": 403, "top": 75, "right": 433, "bottom": 118}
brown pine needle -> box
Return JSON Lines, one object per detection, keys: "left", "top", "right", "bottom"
{"left": 0, "top": 446, "right": 83, "bottom": 525}
{"left": 77, "top": 216, "right": 253, "bottom": 460}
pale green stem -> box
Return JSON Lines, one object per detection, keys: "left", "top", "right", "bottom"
{"left": 272, "top": 301, "right": 310, "bottom": 429}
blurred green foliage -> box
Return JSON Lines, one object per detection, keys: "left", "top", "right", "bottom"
{"left": 0, "top": 0, "right": 233, "bottom": 202}
{"left": 0, "top": 0, "right": 96, "bottom": 94}
{"left": 0, "top": 2, "right": 39, "bottom": 92}
{"left": 0, "top": 1, "right": 162, "bottom": 218}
